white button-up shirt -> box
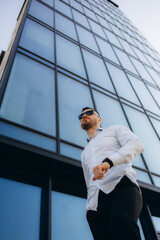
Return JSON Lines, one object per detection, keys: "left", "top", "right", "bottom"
{"left": 81, "top": 125, "right": 144, "bottom": 211}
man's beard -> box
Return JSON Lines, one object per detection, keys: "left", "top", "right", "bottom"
{"left": 81, "top": 122, "right": 93, "bottom": 130}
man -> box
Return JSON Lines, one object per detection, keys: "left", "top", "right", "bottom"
{"left": 79, "top": 107, "right": 144, "bottom": 240}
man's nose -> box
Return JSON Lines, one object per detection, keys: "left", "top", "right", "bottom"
{"left": 82, "top": 113, "right": 87, "bottom": 119}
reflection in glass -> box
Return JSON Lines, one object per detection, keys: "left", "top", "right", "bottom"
{"left": 93, "top": 90, "right": 129, "bottom": 128}
{"left": 0, "top": 53, "right": 56, "bottom": 135}
{"left": 96, "top": 36, "right": 119, "bottom": 64}
{"left": 19, "top": 19, "right": 54, "bottom": 62}
{"left": 58, "top": 73, "right": 93, "bottom": 147}
{"left": 72, "top": 9, "right": 90, "bottom": 29}
{"left": 146, "top": 67, "right": 160, "bottom": 88}
{"left": 56, "top": 13, "right": 77, "bottom": 40}
{"left": 84, "top": 7, "right": 97, "bottom": 21}
{"left": 152, "top": 216, "right": 160, "bottom": 232}
{"left": 152, "top": 175, "right": 160, "bottom": 188}
{"left": 60, "top": 143, "right": 82, "bottom": 161}
{"left": 82, "top": 49, "right": 115, "bottom": 92}
{"left": 114, "top": 48, "right": 137, "bottom": 74}
{"left": 124, "top": 105, "right": 160, "bottom": 175}
{"left": 0, "top": 178, "right": 41, "bottom": 240}
{"left": 52, "top": 191, "right": 93, "bottom": 240}
{"left": 55, "top": 0, "right": 72, "bottom": 18}
{"left": 134, "top": 168, "right": 151, "bottom": 184}
{"left": 148, "top": 86, "right": 160, "bottom": 107}
{"left": 107, "top": 63, "right": 140, "bottom": 105}
{"left": 76, "top": 25, "right": 99, "bottom": 53}
{"left": 29, "top": 0, "right": 54, "bottom": 27}
{"left": 128, "top": 75, "right": 160, "bottom": 116}
{"left": 0, "top": 121, "right": 57, "bottom": 152}
{"left": 89, "top": 19, "right": 106, "bottom": 39}
{"left": 56, "top": 35, "right": 86, "bottom": 78}
{"left": 150, "top": 117, "right": 160, "bottom": 137}
{"left": 104, "top": 29, "right": 122, "bottom": 48}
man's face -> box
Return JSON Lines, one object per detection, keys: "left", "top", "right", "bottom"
{"left": 80, "top": 109, "right": 101, "bottom": 130}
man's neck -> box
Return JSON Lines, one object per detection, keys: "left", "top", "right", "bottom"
{"left": 86, "top": 126, "right": 100, "bottom": 139}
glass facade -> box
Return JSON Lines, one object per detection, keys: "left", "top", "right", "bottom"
{"left": 0, "top": 0, "right": 160, "bottom": 239}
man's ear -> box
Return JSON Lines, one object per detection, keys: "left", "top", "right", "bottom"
{"left": 98, "top": 116, "right": 102, "bottom": 124}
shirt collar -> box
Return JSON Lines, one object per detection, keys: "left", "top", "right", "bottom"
{"left": 87, "top": 128, "right": 104, "bottom": 142}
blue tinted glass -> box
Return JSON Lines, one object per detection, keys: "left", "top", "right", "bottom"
{"left": 118, "top": 38, "right": 137, "bottom": 57}
{"left": 82, "top": 49, "right": 115, "bottom": 92}
{"left": 93, "top": 90, "right": 129, "bottom": 128}
{"left": 58, "top": 73, "right": 93, "bottom": 147}
{"left": 56, "top": 13, "right": 77, "bottom": 40}
{"left": 148, "top": 86, "right": 160, "bottom": 108}
{"left": 96, "top": 36, "right": 119, "bottom": 64}
{"left": 138, "top": 219, "right": 145, "bottom": 240}
{"left": 114, "top": 48, "right": 137, "bottom": 74}
{"left": 0, "top": 53, "right": 56, "bottom": 135}
{"left": 89, "top": 19, "right": 106, "bottom": 39}
{"left": 97, "top": 15, "right": 111, "bottom": 29}
{"left": 131, "top": 58, "right": 155, "bottom": 84}
{"left": 55, "top": 0, "right": 72, "bottom": 18}
{"left": 70, "top": 0, "right": 83, "bottom": 12}
{"left": 128, "top": 75, "right": 160, "bottom": 116}
{"left": 133, "top": 155, "right": 146, "bottom": 169}
{"left": 150, "top": 117, "right": 160, "bottom": 137}
{"left": 104, "top": 29, "right": 122, "bottom": 48}
{"left": 56, "top": 35, "right": 86, "bottom": 78}
{"left": 124, "top": 105, "right": 160, "bottom": 175}
{"left": 84, "top": 7, "right": 97, "bottom": 21}
{"left": 152, "top": 175, "right": 160, "bottom": 188}
{"left": 60, "top": 143, "right": 82, "bottom": 160}
{"left": 19, "top": 19, "right": 54, "bottom": 62}
{"left": 146, "top": 67, "right": 160, "bottom": 88}
{"left": 41, "top": 0, "right": 53, "bottom": 7}
{"left": 0, "top": 121, "right": 56, "bottom": 151}
{"left": 133, "top": 168, "right": 151, "bottom": 184}
{"left": 72, "top": 9, "right": 90, "bottom": 29}
{"left": 52, "top": 191, "right": 92, "bottom": 240}
{"left": 152, "top": 216, "right": 160, "bottom": 232}
{"left": 29, "top": 0, "right": 54, "bottom": 27}
{"left": 0, "top": 178, "right": 41, "bottom": 240}
{"left": 106, "top": 63, "right": 140, "bottom": 105}
{"left": 76, "top": 25, "right": 99, "bottom": 53}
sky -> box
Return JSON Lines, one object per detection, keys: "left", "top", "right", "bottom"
{"left": 0, "top": 0, "right": 160, "bottom": 55}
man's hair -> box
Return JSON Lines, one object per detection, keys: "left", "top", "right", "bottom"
{"left": 81, "top": 107, "right": 100, "bottom": 116}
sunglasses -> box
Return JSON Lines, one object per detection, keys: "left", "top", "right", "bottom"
{"left": 78, "top": 110, "right": 95, "bottom": 120}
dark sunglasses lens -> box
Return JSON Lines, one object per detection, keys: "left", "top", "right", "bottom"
{"left": 78, "top": 110, "right": 93, "bottom": 120}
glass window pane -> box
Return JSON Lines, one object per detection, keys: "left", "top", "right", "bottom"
{"left": 52, "top": 191, "right": 92, "bottom": 240}
{"left": 107, "top": 63, "right": 140, "bottom": 105}
{"left": 146, "top": 67, "right": 160, "bottom": 88}
{"left": 29, "top": 0, "right": 54, "bottom": 27}
{"left": 152, "top": 216, "right": 160, "bottom": 232}
{"left": 0, "top": 54, "right": 56, "bottom": 135}
{"left": 55, "top": 0, "right": 72, "bottom": 18}
{"left": 114, "top": 48, "right": 137, "bottom": 74}
{"left": 133, "top": 155, "right": 146, "bottom": 169}
{"left": 89, "top": 19, "right": 106, "bottom": 39}
{"left": 131, "top": 58, "right": 155, "bottom": 84}
{"left": 41, "top": 0, "right": 53, "bottom": 7}
{"left": 19, "top": 19, "right": 54, "bottom": 62}
{"left": 118, "top": 38, "right": 137, "bottom": 57}
{"left": 70, "top": 0, "right": 83, "bottom": 12}
{"left": 93, "top": 90, "right": 129, "bottom": 128}
{"left": 56, "top": 35, "right": 86, "bottom": 78}
{"left": 96, "top": 36, "right": 119, "bottom": 64}
{"left": 138, "top": 219, "right": 145, "bottom": 240}
{"left": 0, "top": 178, "right": 41, "bottom": 240}
{"left": 60, "top": 143, "right": 82, "bottom": 161}
{"left": 103, "top": 29, "right": 122, "bottom": 48}
{"left": 82, "top": 49, "right": 115, "bottom": 92}
{"left": 55, "top": 13, "right": 77, "bottom": 40}
{"left": 72, "top": 9, "right": 90, "bottom": 29}
{"left": 134, "top": 168, "right": 151, "bottom": 184}
{"left": 84, "top": 7, "right": 97, "bottom": 21}
{"left": 124, "top": 105, "right": 160, "bottom": 175}
{"left": 0, "top": 121, "right": 56, "bottom": 151}
{"left": 128, "top": 75, "right": 160, "bottom": 116}
{"left": 148, "top": 86, "right": 160, "bottom": 107}
{"left": 58, "top": 73, "right": 93, "bottom": 147}
{"left": 76, "top": 25, "right": 99, "bottom": 53}
{"left": 150, "top": 117, "right": 160, "bottom": 137}
{"left": 152, "top": 175, "right": 160, "bottom": 188}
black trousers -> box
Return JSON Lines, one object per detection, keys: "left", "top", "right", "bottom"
{"left": 86, "top": 176, "right": 143, "bottom": 240}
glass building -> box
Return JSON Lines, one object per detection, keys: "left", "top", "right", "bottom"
{"left": 0, "top": 0, "right": 160, "bottom": 239}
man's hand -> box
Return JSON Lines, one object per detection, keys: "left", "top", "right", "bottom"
{"left": 92, "top": 162, "right": 110, "bottom": 181}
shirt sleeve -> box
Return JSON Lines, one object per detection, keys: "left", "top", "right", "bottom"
{"left": 109, "top": 125, "right": 144, "bottom": 166}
